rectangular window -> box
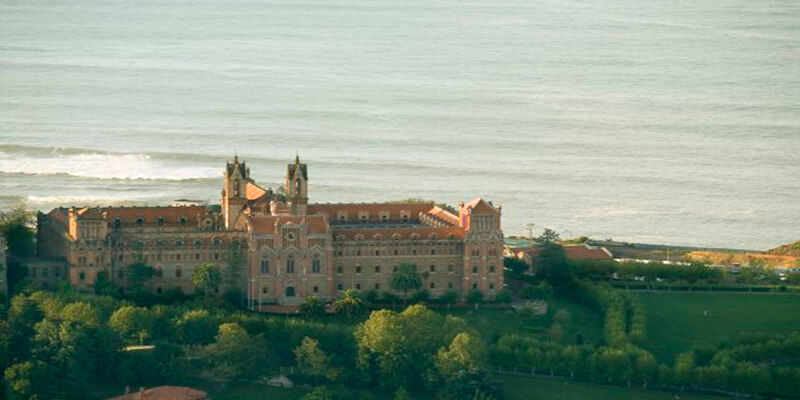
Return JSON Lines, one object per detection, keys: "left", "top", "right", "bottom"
{"left": 79, "top": 271, "right": 85, "bottom": 281}
{"left": 472, "top": 283, "right": 478, "bottom": 290}
{"left": 489, "top": 283, "right": 495, "bottom": 290}
{"left": 448, "top": 265, "right": 454, "bottom": 272}
{"left": 313, "top": 286, "right": 319, "bottom": 293}
{"left": 429, "top": 265, "right": 436, "bottom": 273}
{"left": 262, "top": 286, "right": 268, "bottom": 294}
{"left": 374, "top": 283, "right": 380, "bottom": 290}
{"left": 429, "top": 282, "right": 435, "bottom": 289}
{"left": 261, "top": 259, "right": 270, "bottom": 274}
{"left": 356, "top": 266, "right": 362, "bottom": 274}
{"left": 374, "top": 250, "right": 380, "bottom": 256}
{"left": 337, "top": 266, "right": 343, "bottom": 274}
{"left": 356, "top": 283, "right": 361, "bottom": 290}
{"left": 489, "top": 265, "right": 495, "bottom": 273}
{"left": 472, "top": 266, "right": 478, "bottom": 274}
{"left": 286, "top": 258, "right": 295, "bottom": 274}
{"left": 448, "top": 282, "right": 454, "bottom": 289}
{"left": 374, "top": 265, "right": 381, "bottom": 273}
{"left": 312, "top": 258, "right": 321, "bottom": 274}
{"left": 337, "top": 283, "right": 343, "bottom": 290}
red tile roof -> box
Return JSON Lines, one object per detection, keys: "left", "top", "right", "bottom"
{"left": 106, "top": 386, "right": 206, "bottom": 400}
{"left": 331, "top": 226, "right": 465, "bottom": 241}
{"left": 463, "top": 198, "right": 498, "bottom": 214}
{"left": 251, "top": 215, "right": 328, "bottom": 234}
{"left": 245, "top": 181, "right": 268, "bottom": 201}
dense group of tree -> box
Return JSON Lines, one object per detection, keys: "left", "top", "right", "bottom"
{"left": 0, "top": 287, "right": 502, "bottom": 400}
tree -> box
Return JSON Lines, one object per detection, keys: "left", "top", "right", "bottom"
{"left": 440, "top": 290, "right": 459, "bottom": 309}
{"left": 126, "top": 262, "right": 155, "bottom": 294}
{"left": 61, "top": 302, "right": 101, "bottom": 325}
{"left": 109, "top": 306, "right": 152, "bottom": 344}
{"left": 93, "top": 270, "right": 116, "bottom": 296}
{"left": 495, "top": 290, "right": 513, "bottom": 304}
{"left": 503, "top": 257, "right": 528, "bottom": 275}
{"left": 294, "top": 336, "right": 338, "bottom": 383}
{"left": 390, "top": 263, "right": 424, "bottom": 305}
{"left": 0, "top": 207, "right": 36, "bottom": 258}
{"left": 175, "top": 309, "right": 218, "bottom": 345}
{"left": 300, "top": 296, "right": 325, "bottom": 319}
{"left": 7, "top": 295, "right": 44, "bottom": 362}
{"left": 223, "top": 240, "right": 245, "bottom": 304}
{"left": 199, "top": 323, "right": 269, "bottom": 386}
{"left": 333, "top": 289, "right": 366, "bottom": 319}
{"left": 356, "top": 305, "right": 464, "bottom": 389}
{"left": 466, "top": 290, "right": 484, "bottom": 309}
{"left": 301, "top": 386, "right": 335, "bottom": 400}
{"left": 4, "top": 361, "right": 55, "bottom": 400}
{"left": 192, "top": 263, "right": 222, "bottom": 298}
{"left": 433, "top": 332, "right": 488, "bottom": 380}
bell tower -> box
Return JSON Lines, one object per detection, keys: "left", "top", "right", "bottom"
{"left": 286, "top": 155, "right": 308, "bottom": 215}
{"left": 222, "top": 155, "right": 249, "bottom": 229}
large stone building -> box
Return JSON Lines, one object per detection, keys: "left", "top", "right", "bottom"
{"left": 38, "top": 156, "right": 504, "bottom": 307}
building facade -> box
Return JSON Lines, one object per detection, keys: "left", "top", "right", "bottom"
{"left": 38, "top": 156, "right": 504, "bottom": 307}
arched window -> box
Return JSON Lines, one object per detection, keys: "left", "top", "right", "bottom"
{"left": 312, "top": 256, "right": 321, "bottom": 274}
{"left": 261, "top": 258, "right": 269, "bottom": 274}
{"left": 286, "top": 255, "right": 295, "bottom": 274}
{"left": 136, "top": 217, "right": 144, "bottom": 225}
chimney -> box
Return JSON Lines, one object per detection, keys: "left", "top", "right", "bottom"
{"left": 124, "top": 386, "right": 130, "bottom": 395}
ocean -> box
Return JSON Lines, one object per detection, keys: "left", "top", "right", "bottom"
{"left": 1, "top": 0, "right": 798, "bottom": 250}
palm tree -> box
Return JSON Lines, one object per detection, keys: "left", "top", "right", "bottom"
{"left": 191, "top": 262, "right": 221, "bottom": 298}
{"left": 300, "top": 296, "right": 325, "bottom": 319}
{"left": 390, "top": 263, "right": 424, "bottom": 306}
{"left": 332, "top": 289, "right": 365, "bottom": 319}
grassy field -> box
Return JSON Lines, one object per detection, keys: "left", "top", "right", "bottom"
{"left": 501, "top": 375, "right": 723, "bottom": 400}
{"left": 639, "top": 292, "right": 800, "bottom": 362}
{"left": 208, "top": 376, "right": 727, "bottom": 400}
{"left": 441, "top": 299, "right": 604, "bottom": 346}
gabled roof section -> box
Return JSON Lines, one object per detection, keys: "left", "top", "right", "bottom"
{"left": 426, "top": 205, "right": 459, "bottom": 226}
{"left": 464, "top": 198, "right": 498, "bottom": 214}
{"left": 245, "top": 181, "right": 268, "bottom": 201}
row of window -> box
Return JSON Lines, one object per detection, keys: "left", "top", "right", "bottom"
{"left": 29, "top": 267, "right": 62, "bottom": 278}
{"left": 332, "top": 282, "right": 496, "bottom": 291}
{"left": 127, "top": 238, "right": 225, "bottom": 247}
{"left": 117, "top": 252, "right": 221, "bottom": 263}
{"left": 259, "top": 257, "right": 322, "bottom": 275}
{"left": 257, "top": 261, "right": 498, "bottom": 276}
{"left": 334, "top": 248, "right": 459, "bottom": 257}
{"left": 120, "top": 216, "right": 189, "bottom": 227}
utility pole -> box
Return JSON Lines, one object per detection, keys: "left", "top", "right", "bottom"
{"left": 525, "top": 223, "right": 535, "bottom": 240}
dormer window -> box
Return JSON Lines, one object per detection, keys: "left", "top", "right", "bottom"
{"left": 179, "top": 217, "right": 187, "bottom": 225}
{"left": 193, "top": 239, "right": 202, "bottom": 246}
{"left": 213, "top": 238, "right": 221, "bottom": 246}
{"left": 136, "top": 217, "right": 144, "bottom": 225}
{"left": 157, "top": 217, "right": 165, "bottom": 226}
{"left": 175, "top": 240, "right": 184, "bottom": 246}
{"left": 113, "top": 218, "right": 122, "bottom": 229}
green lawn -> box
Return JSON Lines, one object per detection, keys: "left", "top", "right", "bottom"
{"left": 639, "top": 292, "right": 800, "bottom": 362}
{"left": 501, "top": 375, "right": 722, "bottom": 400}
{"left": 440, "top": 299, "right": 605, "bottom": 346}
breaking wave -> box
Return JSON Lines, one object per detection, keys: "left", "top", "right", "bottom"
{"left": 0, "top": 145, "right": 219, "bottom": 181}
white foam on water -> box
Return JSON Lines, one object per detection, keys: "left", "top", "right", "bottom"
{"left": 0, "top": 151, "right": 218, "bottom": 181}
